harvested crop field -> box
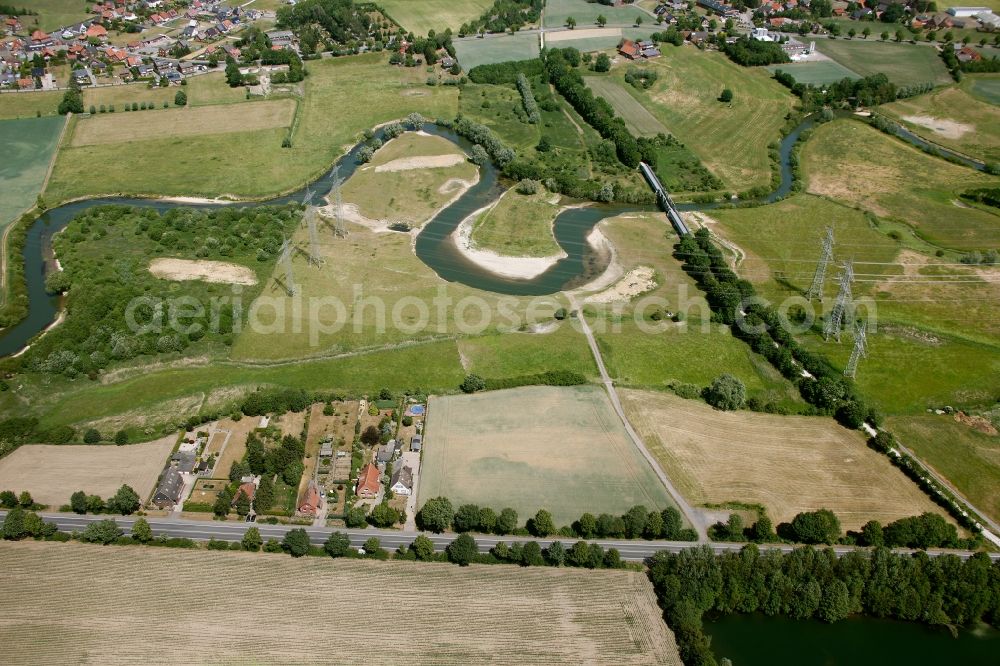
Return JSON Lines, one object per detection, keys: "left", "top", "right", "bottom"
{"left": 620, "top": 390, "right": 949, "bottom": 530}
{"left": 70, "top": 99, "right": 296, "bottom": 146}
{"left": 585, "top": 77, "right": 667, "bottom": 137}
{"left": 148, "top": 258, "right": 258, "bottom": 285}
{"left": 0, "top": 436, "right": 175, "bottom": 507}
{"left": 0, "top": 541, "right": 682, "bottom": 665}
{"left": 419, "top": 386, "right": 675, "bottom": 525}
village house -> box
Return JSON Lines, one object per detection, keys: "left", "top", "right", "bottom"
{"left": 957, "top": 45, "right": 983, "bottom": 62}
{"left": 3, "top": 16, "right": 21, "bottom": 34}
{"left": 297, "top": 479, "right": 322, "bottom": 516}
{"left": 152, "top": 466, "right": 184, "bottom": 508}
{"left": 390, "top": 466, "right": 413, "bottom": 496}
{"left": 233, "top": 481, "right": 256, "bottom": 505}
{"left": 356, "top": 463, "right": 381, "bottom": 499}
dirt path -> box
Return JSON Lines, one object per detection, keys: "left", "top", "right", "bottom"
{"left": 566, "top": 293, "right": 708, "bottom": 541}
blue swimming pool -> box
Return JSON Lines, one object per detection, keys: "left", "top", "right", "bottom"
{"left": 409, "top": 405, "right": 425, "bottom": 415}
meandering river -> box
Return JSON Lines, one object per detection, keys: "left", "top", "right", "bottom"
{"left": 0, "top": 112, "right": 970, "bottom": 357}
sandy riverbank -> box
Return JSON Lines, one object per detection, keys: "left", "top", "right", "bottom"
{"left": 452, "top": 201, "right": 570, "bottom": 280}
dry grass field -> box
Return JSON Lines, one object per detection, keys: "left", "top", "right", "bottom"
{"left": 419, "top": 385, "right": 675, "bottom": 524}
{"left": 70, "top": 99, "right": 296, "bottom": 147}
{"left": 208, "top": 416, "right": 258, "bottom": 477}
{"left": 620, "top": 390, "right": 949, "bottom": 530}
{"left": 0, "top": 541, "right": 682, "bottom": 665}
{"left": 0, "top": 436, "right": 175, "bottom": 506}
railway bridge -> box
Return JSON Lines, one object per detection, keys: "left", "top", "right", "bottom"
{"left": 639, "top": 161, "right": 690, "bottom": 236}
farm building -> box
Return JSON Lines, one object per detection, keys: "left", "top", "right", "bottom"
{"left": 151, "top": 467, "right": 183, "bottom": 508}
{"left": 390, "top": 466, "right": 413, "bottom": 496}
{"left": 946, "top": 5, "right": 991, "bottom": 16}
{"left": 618, "top": 39, "right": 660, "bottom": 60}
{"left": 356, "top": 463, "right": 381, "bottom": 499}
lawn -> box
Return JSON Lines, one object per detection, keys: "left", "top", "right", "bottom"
{"left": 18, "top": 0, "right": 92, "bottom": 32}
{"left": 0, "top": 116, "right": 64, "bottom": 227}
{"left": 45, "top": 54, "right": 460, "bottom": 203}
{"left": 767, "top": 59, "right": 860, "bottom": 85}
{"left": 597, "top": 320, "right": 800, "bottom": 407}
{"left": 607, "top": 46, "right": 797, "bottom": 192}
{"left": 379, "top": 0, "right": 494, "bottom": 34}
{"left": 881, "top": 82, "right": 1000, "bottom": 164}
{"left": 341, "top": 131, "right": 478, "bottom": 228}
{"left": 419, "top": 385, "right": 676, "bottom": 525}
{"left": 453, "top": 33, "right": 540, "bottom": 70}
{"left": 81, "top": 85, "right": 176, "bottom": 111}
{"left": 798, "top": 327, "right": 1000, "bottom": 416}
{"left": 0, "top": 436, "right": 175, "bottom": 507}
{"left": 801, "top": 119, "right": 1000, "bottom": 251}
{"left": 455, "top": 325, "right": 597, "bottom": 379}
{"left": 469, "top": 187, "right": 564, "bottom": 257}
{"left": 620, "top": 389, "right": 951, "bottom": 529}
{"left": 184, "top": 72, "right": 259, "bottom": 106}
{"left": 0, "top": 541, "right": 682, "bottom": 664}
{"left": 585, "top": 76, "right": 667, "bottom": 137}
{"left": 0, "top": 91, "right": 63, "bottom": 119}
{"left": 967, "top": 74, "right": 1000, "bottom": 105}
{"left": 812, "top": 39, "right": 952, "bottom": 87}
{"left": 888, "top": 413, "right": 1000, "bottom": 525}
{"left": 543, "top": 0, "right": 648, "bottom": 28}
{"left": 69, "top": 100, "right": 296, "bottom": 146}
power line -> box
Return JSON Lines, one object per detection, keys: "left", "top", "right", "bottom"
{"left": 806, "top": 227, "right": 834, "bottom": 301}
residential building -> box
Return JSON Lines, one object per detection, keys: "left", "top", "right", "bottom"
{"left": 152, "top": 466, "right": 184, "bottom": 507}
{"left": 233, "top": 481, "right": 256, "bottom": 505}
{"left": 356, "top": 463, "right": 381, "bottom": 499}
{"left": 377, "top": 440, "right": 396, "bottom": 464}
{"left": 298, "top": 479, "right": 322, "bottom": 515}
{"left": 390, "top": 466, "right": 413, "bottom": 496}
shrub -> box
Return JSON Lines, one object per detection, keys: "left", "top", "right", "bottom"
{"left": 702, "top": 374, "right": 746, "bottom": 411}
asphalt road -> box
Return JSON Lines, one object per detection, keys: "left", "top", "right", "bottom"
{"left": 5, "top": 511, "right": 996, "bottom": 563}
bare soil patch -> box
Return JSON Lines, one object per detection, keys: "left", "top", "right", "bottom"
{"left": 955, "top": 411, "right": 999, "bottom": 436}
{"left": 0, "top": 540, "right": 681, "bottom": 665}
{"left": 620, "top": 389, "right": 951, "bottom": 530}
{"left": 0, "top": 436, "right": 175, "bottom": 506}
{"left": 148, "top": 258, "right": 257, "bottom": 285}
{"left": 901, "top": 114, "right": 973, "bottom": 140}
{"left": 585, "top": 266, "right": 656, "bottom": 304}
{"left": 373, "top": 153, "right": 467, "bottom": 172}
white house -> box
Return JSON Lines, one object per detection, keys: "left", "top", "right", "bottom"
{"left": 751, "top": 27, "right": 775, "bottom": 42}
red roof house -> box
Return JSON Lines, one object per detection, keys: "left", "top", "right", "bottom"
{"left": 298, "top": 480, "right": 322, "bottom": 516}
{"left": 356, "top": 463, "right": 381, "bottom": 499}
{"left": 85, "top": 24, "right": 108, "bottom": 39}
{"left": 618, "top": 38, "right": 641, "bottom": 59}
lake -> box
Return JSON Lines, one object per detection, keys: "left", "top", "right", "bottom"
{"left": 708, "top": 613, "right": 1000, "bottom": 666}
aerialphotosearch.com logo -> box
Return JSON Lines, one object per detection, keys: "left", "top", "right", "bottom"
{"left": 122, "top": 283, "right": 878, "bottom": 345}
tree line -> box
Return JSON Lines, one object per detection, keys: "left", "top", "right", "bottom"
{"left": 543, "top": 48, "right": 642, "bottom": 168}
{"left": 772, "top": 70, "right": 898, "bottom": 112}
{"left": 417, "top": 497, "right": 698, "bottom": 541}
{"left": 649, "top": 544, "right": 1000, "bottom": 666}
{"left": 456, "top": 0, "right": 543, "bottom": 37}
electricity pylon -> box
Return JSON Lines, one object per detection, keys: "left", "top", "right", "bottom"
{"left": 824, "top": 260, "right": 853, "bottom": 342}
{"left": 805, "top": 227, "right": 834, "bottom": 301}
{"left": 845, "top": 320, "right": 868, "bottom": 378}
